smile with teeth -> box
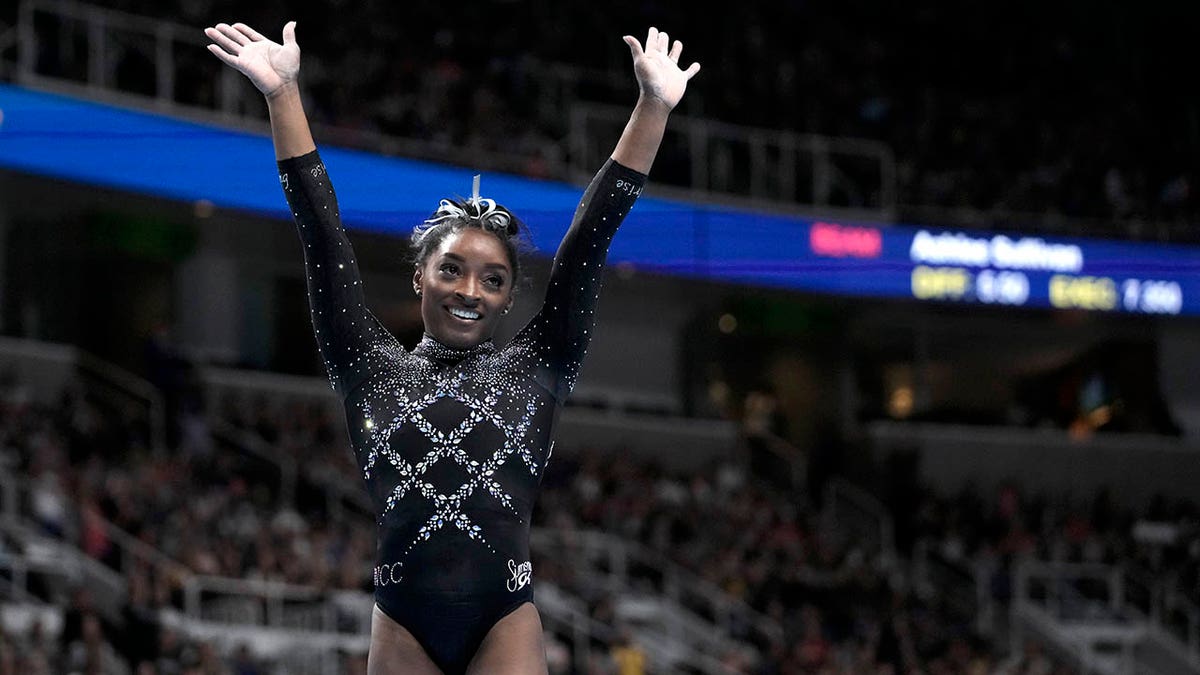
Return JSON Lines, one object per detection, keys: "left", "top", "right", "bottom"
{"left": 448, "top": 307, "right": 482, "bottom": 321}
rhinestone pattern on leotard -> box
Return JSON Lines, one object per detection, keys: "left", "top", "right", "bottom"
{"left": 278, "top": 150, "right": 644, "bottom": 597}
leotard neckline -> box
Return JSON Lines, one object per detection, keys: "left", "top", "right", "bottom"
{"left": 412, "top": 333, "right": 497, "bottom": 364}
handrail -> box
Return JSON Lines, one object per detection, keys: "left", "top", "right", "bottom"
{"left": 0, "top": 335, "right": 166, "bottom": 453}
{"left": 207, "top": 418, "right": 372, "bottom": 520}
{"left": 824, "top": 476, "right": 896, "bottom": 557}
{"left": 181, "top": 574, "right": 366, "bottom": 635}
{"left": 0, "top": 486, "right": 136, "bottom": 621}
{"left": 532, "top": 528, "right": 783, "bottom": 649}
{"left": 200, "top": 365, "right": 779, "bottom": 651}
{"left": 209, "top": 420, "right": 299, "bottom": 507}
{"left": 201, "top": 365, "right": 338, "bottom": 401}
{"left": 569, "top": 102, "right": 897, "bottom": 214}
{"left": 0, "top": 470, "right": 187, "bottom": 580}
{"left": 14, "top": 0, "right": 564, "bottom": 177}
{"left": 1014, "top": 559, "right": 1200, "bottom": 673}
{"left": 536, "top": 582, "right": 736, "bottom": 675}
{"left": 16, "top": 1, "right": 1196, "bottom": 246}
{"left": 744, "top": 430, "right": 806, "bottom": 492}
{"left": 1, "top": 468, "right": 737, "bottom": 669}
{"left": 608, "top": 532, "right": 783, "bottom": 644}
{"left": 868, "top": 420, "right": 1199, "bottom": 455}
{"left": 0, "top": 549, "right": 84, "bottom": 602}
{"left": 911, "top": 539, "right": 997, "bottom": 634}
{"left": 16, "top": 0, "right": 897, "bottom": 221}
{"left": 76, "top": 351, "right": 167, "bottom": 454}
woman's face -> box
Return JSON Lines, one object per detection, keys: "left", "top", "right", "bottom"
{"left": 414, "top": 228, "right": 514, "bottom": 349}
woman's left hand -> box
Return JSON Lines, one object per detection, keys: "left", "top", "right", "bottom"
{"left": 623, "top": 27, "right": 701, "bottom": 111}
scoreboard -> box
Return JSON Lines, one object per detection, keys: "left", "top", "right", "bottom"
{"left": 670, "top": 216, "right": 1200, "bottom": 316}
{"left": 905, "top": 229, "right": 1187, "bottom": 314}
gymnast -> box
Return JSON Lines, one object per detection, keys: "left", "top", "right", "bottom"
{"left": 204, "top": 18, "right": 699, "bottom": 674}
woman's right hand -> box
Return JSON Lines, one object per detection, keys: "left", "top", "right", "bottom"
{"left": 204, "top": 21, "right": 299, "bottom": 99}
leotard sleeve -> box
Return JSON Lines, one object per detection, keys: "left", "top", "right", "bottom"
{"left": 522, "top": 158, "right": 647, "bottom": 400}
{"left": 277, "top": 150, "right": 399, "bottom": 398}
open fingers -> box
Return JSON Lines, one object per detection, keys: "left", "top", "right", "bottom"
{"left": 644, "top": 27, "right": 658, "bottom": 53}
{"left": 669, "top": 39, "right": 682, "bottom": 63}
{"left": 232, "top": 22, "right": 266, "bottom": 42}
{"left": 205, "top": 43, "right": 238, "bottom": 67}
{"left": 683, "top": 62, "right": 701, "bottom": 80}
{"left": 215, "top": 23, "right": 249, "bottom": 46}
{"left": 658, "top": 30, "right": 669, "bottom": 53}
{"left": 204, "top": 26, "right": 242, "bottom": 55}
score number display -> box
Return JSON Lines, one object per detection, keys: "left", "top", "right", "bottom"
{"left": 801, "top": 223, "right": 1198, "bottom": 316}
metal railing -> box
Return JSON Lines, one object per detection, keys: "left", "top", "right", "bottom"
{"left": 0, "top": 544, "right": 84, "bottom": 603}
{"left": 12, "top": 0, "right": 566, "bottom": 176}
{"left": 537, "top": 582, "right": 739, "bottom": 675}
{"left": 0, "top": 335, "right": 166, "bottom": 453}
{"left": 533, "top": 528, "right": 782, "bottom": 656}
{"left": 14, "top": 0, "right": 1195, "bottom": 245}
{"left": 569, "top": 102, "right": 896, "bottom": 214}
{"left": 0, "top": 469, "right": 368, "bottom": 672}
{"left": 911, "top": 540, "right": 999, "bottom": 636}
{"left": 14, "top": 0, "right": 896, "bottom": 220}
{"left": 823, "top": 476, "right": 896, "bottom": 560}
{"left": 1013, "top": 560, "right": 1200, "bottom": 674}
{"left": 182, "top": 574, "right": 368, "bottom": 636}
{"left": 199, "top": 365, "right": 775, "bottom": 665}
{"left": 0, "top": 469, "right": 683, "bottom": 674}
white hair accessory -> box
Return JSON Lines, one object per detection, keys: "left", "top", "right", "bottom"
{"left": 417, "top": 173, "right": 513, "bottom": 237}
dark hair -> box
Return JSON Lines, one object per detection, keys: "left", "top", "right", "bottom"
{"left": 411, "top": 197, "right": 529, "bottom": 292}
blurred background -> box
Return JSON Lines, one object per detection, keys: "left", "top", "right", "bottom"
{"left": 0, "top": 0, "right": 1198, "bottom": 673}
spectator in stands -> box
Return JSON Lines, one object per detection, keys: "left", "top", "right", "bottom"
{"left": 609, "top": 625, "right": 646, "bottom": 675}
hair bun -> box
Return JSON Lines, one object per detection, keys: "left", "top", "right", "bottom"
{"left": 482, "top": 210, "right": 515, "bottom": 236}
{"left": 415, "top": 196, "right": 523, "bottom": 245}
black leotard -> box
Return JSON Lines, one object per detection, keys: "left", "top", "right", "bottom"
{"left": 278, "top": 150, "right": 645, "bottom": 674}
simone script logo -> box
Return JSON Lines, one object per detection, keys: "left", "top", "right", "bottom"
{"left": 507, "top": 559, "right": 532, "bottom": 592}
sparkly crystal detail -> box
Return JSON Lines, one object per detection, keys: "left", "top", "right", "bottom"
{"left": 279, "top": 151, "right": 645, "bottom": 594}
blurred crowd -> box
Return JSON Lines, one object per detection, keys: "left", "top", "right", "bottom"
{"left": 11, "top": 0, "right": 1200, "bottom": 241}
{"left": 3, "top": 368, "right": 1197, "bottom": 672}
{"left": 207, "top": 391, "right": 1088, "bottom": 674}
{"left": 0, "top": 380, "right": 370, "bottom": 673}
{"left": 909, "top": 481, "right": 1200, "bottom": 610}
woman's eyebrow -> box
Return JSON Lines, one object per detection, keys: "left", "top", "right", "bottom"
{"left": 441, "top": 252, "right": 510, "bottom": 272}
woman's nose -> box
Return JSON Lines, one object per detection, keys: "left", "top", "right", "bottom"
{"left": 456, "top": 279, "right": 481, "bottom": 302}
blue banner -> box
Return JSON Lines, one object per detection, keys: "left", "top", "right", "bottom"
{"left": 2, "top": 84, "right": 1197, "bottom": 315}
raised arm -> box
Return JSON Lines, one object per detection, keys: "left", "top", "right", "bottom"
{"left": 204, "top": 21, "right": 395, "bottom": 397}
{"left": 527, "top": 28, "right": 700, "bottom": 399}
{"left": 204, "top": 21, "right": 313, "bottom": 159}
{"left": 611, "top": 26, "right": 701, "bottom": 172}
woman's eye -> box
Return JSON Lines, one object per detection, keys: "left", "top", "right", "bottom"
{"left": 439, "top": 263, "right": 459, "bottom": 275}
{"left": 485, "top": 276, "right": 504, "bottom": 288}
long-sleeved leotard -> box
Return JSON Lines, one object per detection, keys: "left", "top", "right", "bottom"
{"left": 278, "top": 150, "right": 644, "bottom": 674}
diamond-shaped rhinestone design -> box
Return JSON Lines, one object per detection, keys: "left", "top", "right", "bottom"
{"left": 361, "top": 355, "right": 541, "bottom": 557}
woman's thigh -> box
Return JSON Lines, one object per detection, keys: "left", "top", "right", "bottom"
{"left": 465, "top": 602, "right": 548, "bottom": 675}
{"left": 368, "top": 604, "right": 443, "bottom": 675}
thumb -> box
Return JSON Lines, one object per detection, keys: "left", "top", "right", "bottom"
{"left": 282, "top": 20, "right": 297, "bottom": 46}
{"left": 623, "top": 35, "right": 644, "bottom": 59}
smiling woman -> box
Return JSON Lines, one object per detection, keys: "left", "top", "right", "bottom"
{"left": 204, "top": 18, "right": 698, "bottom": 675}
{"left": 416, "top": 228, "right": 515, "bottom": 348}
{"left": 409, "top": 196, "right": 525, "bottom": 350}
